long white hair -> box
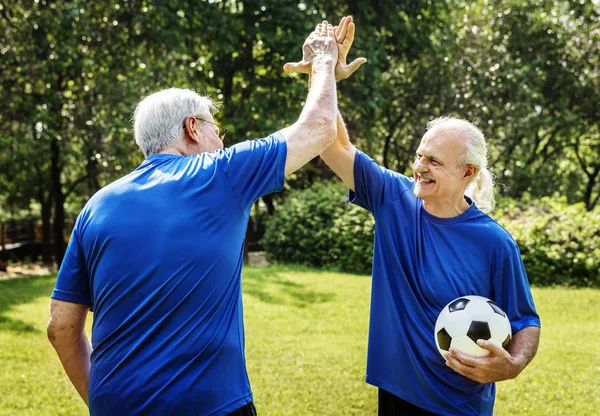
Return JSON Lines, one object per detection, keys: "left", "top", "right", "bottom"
{"left": 426, "top": 117, "right": 496, "bottom": 212}
{"left": 133, "top": 88, "right": 216, "bottom": 157}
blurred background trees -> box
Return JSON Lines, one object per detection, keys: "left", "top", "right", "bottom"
{"left": 0, "top": 0, "right": 598, "bottom": 276}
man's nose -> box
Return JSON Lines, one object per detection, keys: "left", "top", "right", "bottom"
{"left": 413, "top": 160, "right": 428, "bottom": 172}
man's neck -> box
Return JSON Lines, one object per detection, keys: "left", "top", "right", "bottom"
{"left": 157, "top": 146, "right": 185, "bottom": 156}
{"left": 422, "top": 197, "right": 471, "bottom": 218}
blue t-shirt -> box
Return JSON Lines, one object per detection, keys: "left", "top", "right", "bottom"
{"left": 52, "top": 133, "right": 287, "bottom": 416}
{"left": 350, "top": 150, "right": 540, "bottom": 416}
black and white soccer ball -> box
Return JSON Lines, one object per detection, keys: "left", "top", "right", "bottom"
{"left": 434, "top": 295, "right": 512, "bottom": 358}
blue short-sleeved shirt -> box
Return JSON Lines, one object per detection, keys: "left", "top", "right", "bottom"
{"left": 350, "top": 150, "right": 540, "bottom": 416}
{"left": 52, "top": 133, "right": 287, "bottom": 416}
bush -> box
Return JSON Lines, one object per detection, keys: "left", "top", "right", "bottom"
{"left": 263, "top": 184, "right": 600, "bottom": 287}
{"left": 261, "top": 181, "right": 374, "bottom": 275}
{"left": 495, "top": 196, "right": 600, "bottom": 287}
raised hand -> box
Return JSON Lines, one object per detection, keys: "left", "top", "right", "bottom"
{"left": 284, "top": 16, "right": 366, "bottom": 81}
{"left": 332, "top": 16, "right": 367, "bottom": 80}
{"left": 290, "top": 21, "right": 338, "bottom": 74}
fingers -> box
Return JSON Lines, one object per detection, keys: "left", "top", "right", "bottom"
{"left": 337, "top": 22, "right": 355, "bottom": 58}
{"left": 444, "top": 347, "right": 512, "bottom": 384}
{"left": 444, "top": 350, "right": 485, "bottom": 381}
{"left": 336, "top": 58, "right": 367, "bottom": 81}
{"left": 337, "top": 16, "right": 350, "bottom": 43}
{"left": 322, "top": 17, "right": 354, "bottom": 41}
{"left": 477, "top": 338, "right": 508, "bottom": 356}
{"left": 445, "top": 356, "right": 485, "bottom": 383}
{"left": 347, "top": 57, "right": 367, "bottom": 72}
{"left": 319, "top": 20, "right": 328, "bottom": 36}
{"left": 335, "top": 16, "right": 353, "bottom": 44}
{"left": 346, "top": 22, "right": 356, "bottom": 45}
{"left": 283, "top": 61, "right": 311, "bottom": 74}
{"left": 336, "top": 57, "right": 367, "bottom": 81}
{"left": 447, "top": 348, "right": 479, "bottom": 367}
{"left": 443, "top": 351, "right": 470, "bottom": 376}
{"left": 326, "top": 23, "right": 335, "bottom": 39}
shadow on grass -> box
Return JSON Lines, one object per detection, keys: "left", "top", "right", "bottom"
{"left": 0, "top": 267, "right": 336, "bottom": 331}
{"left": 0, "top": 274, "right": 56, "bottom": 334}
{"left": 242, "top": 267, "right": 335, "bottom": 308}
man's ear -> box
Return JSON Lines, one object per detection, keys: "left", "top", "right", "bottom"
{"left": 463, "top": 164, "right": 479, "bottom": 182}
{"left": 183, "top": 116, "right": 200, "bottom": 144}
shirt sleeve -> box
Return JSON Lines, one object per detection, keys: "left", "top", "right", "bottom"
{"left": 52, "top": 216, "right": 92, "bottom": 309}
{"left": 217, "top": 132, "right": 287, "bottom": 213}
{"left": 349, "top": 150, "right": 413, "bottom": 213}
{"left": 492, "top": 241, "right": 541, "bottom": 334}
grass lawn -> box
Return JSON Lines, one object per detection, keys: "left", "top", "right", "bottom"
{"left": 0, "top": 265, "right": 599, "bottom": 415}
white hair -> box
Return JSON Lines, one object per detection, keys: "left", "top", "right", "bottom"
{"left": 133, "top": 88, "right": 216, "bottom": 157}
{"left": 426, "top": 116, "right": 496, "bottom": 212}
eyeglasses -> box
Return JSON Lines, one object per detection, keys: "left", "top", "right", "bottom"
{"left": 184, "top": 116, "right": 227, "bottom": 141}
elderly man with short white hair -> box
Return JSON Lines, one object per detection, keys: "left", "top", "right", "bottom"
{"left": 47, "top": 20, "right": 345, "bottom": 416}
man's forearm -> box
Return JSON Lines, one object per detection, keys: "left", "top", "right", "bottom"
{"left": 281, "top": 57, "right": 337, "bottom": 176}
{"left": 301, "top": 57, "right": 337, "bottom": 130}
{"left": 320, "top": 111, "right": 356, "bottom": 189}
{"left": 280, "top": 22, "right": 339, "bottom": 175}
{"left": 321, "top": 111, "right": 353, "bottom": 156}
{"left": 50, "top": 332, "right": 92, "bottom": 405}
{"left": 507, "top": 325, "right": 540, "bottom": 373}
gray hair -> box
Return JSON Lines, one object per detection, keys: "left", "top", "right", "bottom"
{"left": 426, "top": 116, "right": 496, "bottom": 212}
{"left": 133, "top": 88, "right": 216, "bottom": 157}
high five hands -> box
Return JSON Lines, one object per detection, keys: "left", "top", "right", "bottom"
{"left": 284, "top": 16, "right": 367, "bottom": 81}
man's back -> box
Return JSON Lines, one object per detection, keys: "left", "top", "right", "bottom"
{"left": 53, "top": 136, "right": 287, "bottom": 415}
{"left": 48, "top": 25, "right": 343, "bottom": 414}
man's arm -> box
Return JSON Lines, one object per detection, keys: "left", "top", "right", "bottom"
{"left": 316, "top": 17, "right": 365, "bottom": 190}
{"left": 320, "top": 111, "right": 356, "bottom": 190}
{"left": 280, "top": 22, "right": 338, "bottom": 175}
{"left": 443, "top": 325, "right": 540, "bottom": 384}
{"left": 47, "top": 299, "right": 92, "bottom": 405}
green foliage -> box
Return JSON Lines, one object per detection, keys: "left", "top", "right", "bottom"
{"left": 496, "top": 196, "right": 600, "bottom": 287}
{"left": 264, "top": 184, "right": 600, "bottom": 287}
{"left": 1, "top": 0, "right": 599, "bottom": 264}
{"left": 261, "top": 181, "right": 374, "bottom": 275}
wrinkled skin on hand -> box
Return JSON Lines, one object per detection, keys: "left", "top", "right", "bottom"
{"left": 284, "top": 16, "right": 367, "bottom": 81}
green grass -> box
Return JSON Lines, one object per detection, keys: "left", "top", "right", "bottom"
{"left": 0, "top": 266, "right": 599, "bottom": 415}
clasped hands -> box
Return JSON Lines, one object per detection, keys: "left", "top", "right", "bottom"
{"left": 284, "top": 16, "right": 367, "bottom": 82}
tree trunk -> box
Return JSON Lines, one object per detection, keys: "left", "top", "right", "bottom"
{"left": 262, "top": 194, "right": 275, "bottom": 215}
{"left": 0, "top": 223, "right": 5, "bottom": 260}
{"left": 40, "top": 199, "right": 53, "bottom": 265}
{"left": 583, "top": 166, "right": 599, "bottom": 211}
{"left": 50, "top": 137, "right": 66, "bottom": 266}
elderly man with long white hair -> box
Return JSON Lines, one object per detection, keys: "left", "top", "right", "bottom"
{"left": 322, "top": 92, "right": 540, "bottom": 416}
{"left": 284, "top": 16, "right": 541, "bottom": 415}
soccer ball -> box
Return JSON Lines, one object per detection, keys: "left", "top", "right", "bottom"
{"left": 434, "top": 295, "right": 512, "bottom": 358}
